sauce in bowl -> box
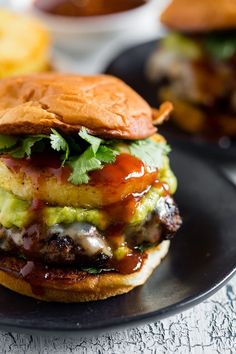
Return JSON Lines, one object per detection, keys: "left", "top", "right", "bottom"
{"left": 34, "top": 0, "right": 147, "bottom": 17}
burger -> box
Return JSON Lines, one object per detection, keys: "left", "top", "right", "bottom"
{"left": 0, "top": 73, "right": 181, "bottom": 302}
{"left": 146, "top": 0, "right": 236, "bottom": 139}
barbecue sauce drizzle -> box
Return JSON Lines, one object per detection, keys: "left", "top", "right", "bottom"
{"left": 0, "top": 152, "right": 168, "bottom": 293}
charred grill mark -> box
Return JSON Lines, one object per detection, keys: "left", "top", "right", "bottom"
{"left": 126, "top": 196, "right": 181, "bottom": 246}
{"left": 156, "top": 196, "right": 182, "bottom": 238}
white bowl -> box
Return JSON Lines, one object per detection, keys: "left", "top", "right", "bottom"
{"left": 10, "top": 0, "right": 158, "bottom": 53}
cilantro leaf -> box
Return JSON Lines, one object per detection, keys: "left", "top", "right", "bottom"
{"left": 79, "top": 127, "right": 103, "bottom": 153}
{"left": 11, "top": 135, "right": 47, "bottom": 158}
{"left": 67, "top": 128, "right": 119, "bottom": 185}
{"left": 68, "top": 146, "right": 102, "bottom": 185}
{"left": 96, "top": 145, "right": 119, "bottom": 163}
{"left": 50, "top": 129, "right": 69, "bottom": 165}
{"left": 81, "top": 267, "right": 114, "bottom": 274}
{"left": 129, "top": 139, "right": 170, "bottom": 169}
{"left": 204, "top": 33, "right": 236, "bottom": 60}
{"left": 0, "top": 135, "right": 18, "bottom": 151}
{"left": 135, "top": 242, "right": 158, "bottom": 253}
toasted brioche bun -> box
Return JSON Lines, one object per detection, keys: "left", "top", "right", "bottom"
{"left": 0, "top": 241, "right": 170, "bottom": 302}
{"left": 161, "top": 0, "right": 236, "bottom": 32}
{"left": 0, "top": 9, "right": 50, "bottom": 78}
{"left": 0, "top": 73, "right": 172, "bottom": 139}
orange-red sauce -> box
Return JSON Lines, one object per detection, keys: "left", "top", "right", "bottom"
{"left": 90, "top": 153, "right": 156, "bottom": 185}
{"left": 153, "top": 180, "right": 170, "bottom": 196}
{"left": 20, "top": 261, "right": 45, "bottom": 296}
{"left": 0, "top": 153, "right": 71, "bottom": 189}
{"left": 34, "top": 0, "right": 146, "bottom": 17}
{"left": 109, "top": 251, "right": 144, "bottom": 274}
{"left": 17, "top": 259, "right": 88, "bottom": 296}
{"left": 91, "top": 153, "right": 158, "bottom": 206}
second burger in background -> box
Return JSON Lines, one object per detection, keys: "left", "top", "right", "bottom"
{"left": 146, "top": 0, "right": 236, "bottom": 139}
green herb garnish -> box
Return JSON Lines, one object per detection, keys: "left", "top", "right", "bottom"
{"left": 68, "top": 147, "right": 103, "bottom": 185}
{"left": 50, "top": 129, "right": 70, "bottom": 165}
{"left": 129, "top": 139, "right": 170, "bottom": 169}
{"left": 67, "top": 128, "right": 118, "bottom": 185}
{"left": 78, "top": 127, "right": 103, "bottom": 154}
{"left": 204, "top": 33, "right": 236, "bottom": 60}
{"left": 81, "top": 267, "right": 114, "bottom": 274}
{"left": 0, "top": 134, "right": 18, "bottom": 151}
{"left": 11, "top": 135, "right": 48, "bottom": 158}
{"left": 0, "top": 128, "right": 170, "bottom": 185}
{"left": 135, "top": 242, "right": 158, "bottom": 253}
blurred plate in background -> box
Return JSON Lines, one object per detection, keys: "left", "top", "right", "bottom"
{"left": 105, "top": 39, "right": 236, "bottom": 160}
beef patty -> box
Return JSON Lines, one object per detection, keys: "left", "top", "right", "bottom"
{"left": 0, "top": 196, "right": 181, "bottom": 267}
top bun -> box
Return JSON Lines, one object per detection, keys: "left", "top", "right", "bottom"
{"left": 0, "top": 73, "right": 170, "bottom": 139}
{"left": 161, "top": 0, "right": 236, "bottom": 32}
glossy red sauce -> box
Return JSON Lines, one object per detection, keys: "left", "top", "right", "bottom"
{"left": 0, "top": 153, "right": 70, "bottom": 196}
{"left": 16, "top": 259, "right": 88, "bottom": 295}
{"left": 30, "top": 199, "right": 45, "bottom": 211}
{"left": 104, "top": 190, "right": 146, "bottom": 225}
{"left": 19, "top": 260, "right": 87, "bottom": 282}
{"left": 90, "top": 153, "right": 156, "bottom": 185}
{"left": 109, "top": 251, "right": 145, "bottom": 274}
{"left": 153, "top": 180, "right": 169, "bottom": 196}
{"left": 34, "top": 0, "right": 146, "bottom": 17}
{"left": 90, "top": 153, "right": 157, "bottom": 206}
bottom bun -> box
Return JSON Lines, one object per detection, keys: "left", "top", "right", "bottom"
{"left": 0, "top": 241, "right": 170, "bottom": 302}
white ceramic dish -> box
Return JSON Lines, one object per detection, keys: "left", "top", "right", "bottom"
{"left": 10, "top": 0, "right": 159, "bottom": 53}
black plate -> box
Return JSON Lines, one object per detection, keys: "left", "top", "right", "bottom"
{"left": 0, "top": 147, "right": 235, "bottom": 335}
{"left": 105, "top": 40, "right": 236, "bottom": 161}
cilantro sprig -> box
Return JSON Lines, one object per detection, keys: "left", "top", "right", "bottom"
{"left": 68, "top": 147, "right": 102, "bottom": 185}
{"left": 50, "top": 129, "right": 69, "bottom": 165}
{"left": 0, "top": 135, "right": 18, "bottom": 152}
{"left": 81, "top": 267, "right": 114, "bottom": 274}
{"left": 67, "top": 127, "right": 118, "bottom": 185}
{"left": 129, "top": 139, "right": 170, "bottom": 169}
{"left": 11, "top": 135, "right": 48, "bottom": 158}
{"left": 203, "top": 33, "right": 236, "bottom": 60}
{"left": 0, "top": 128, "right": 170, "bottom": 185}
{"left": 135, "top": 242, "right": 157, "bottom": 253}
{"left": 78, "top": 127, "right": 102, "bottom": 154}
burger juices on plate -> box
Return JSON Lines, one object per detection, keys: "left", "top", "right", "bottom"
{"left": 0, "top": 74, "right": 181, "bottom": 302}
{"left": 146, "top": 0, "right": 236, "bottom": 138}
